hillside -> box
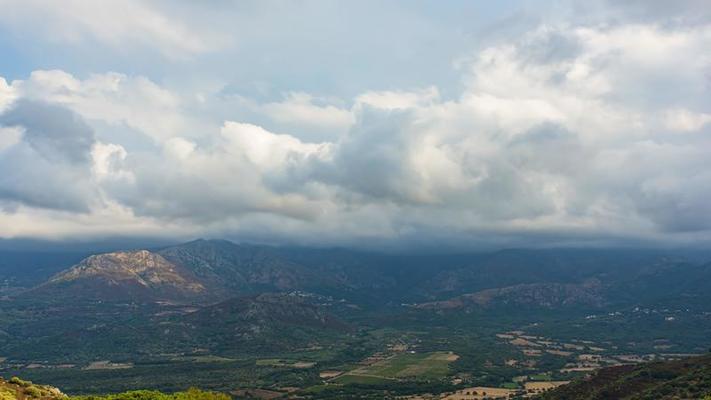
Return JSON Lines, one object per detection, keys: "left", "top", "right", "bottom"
{"left": 3, "top": 242, "right": 711, "bottom": 388}
{"left": 0, "top": 379, "right": 226, "bottom": 400}
{"left": 414, "top": 280, "right": 604, "bottom": 310}
{"left": 157, "top": 239, "right": 320, "bottom": 294}
{"left": 19, "top": 241, "right": 709, "bottom": 309}
{"left": 187, "top": 292, "right": 345, "bottom": 330}
{"left": 539, "top": 354, "right": 711, "bottom": 400}
{"left": 0, "top": 377, "right": 64, "bottom": 400}
{"left": 33, "top": 250, "right": 207, "bottom": 302}
{"left": 177, "top": 292, "right": 349, "bottom": 354}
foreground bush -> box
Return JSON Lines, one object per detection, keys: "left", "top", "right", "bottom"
{"left": 72, "top": 388, "right": 230, "bottom": 400}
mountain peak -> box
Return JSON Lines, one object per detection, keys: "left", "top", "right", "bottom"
{"left": 40, "top": 250, "right": 206, "bottom": 301}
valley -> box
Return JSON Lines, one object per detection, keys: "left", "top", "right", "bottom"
{"left": 1, "top": 241, "right": 711, "bottom": 398}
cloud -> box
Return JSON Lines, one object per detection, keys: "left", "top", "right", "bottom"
{"left": 259, "top": 93, "right": 355, "bottom": 138}
{"left": 0, "top": 126, "right": 22, "bottom": 152}
{"left": 0, "top": 15, "right": 710, "bottom": 248}
{"left": 0, "top": 78, "right": 16, "bottom": 112}
{"left": 355, "top": 87, "right": 441, "bottom": 110}
{"left": 1, "top": 100, "right": 95, "bottom": 163}
{"left": 217, "top": 92, "right": 354, "bottom": 142}
{"left": 0, "top": 101, "right": 99, "bottom": 212}
{"left": 599, "top": 0, "right": 711, "bottom": 26}
{"left": 664, "top": 109, "right": 711, "bottom": 132}
{"left": 15, "top": 70, "right": 192, "bottom": 143}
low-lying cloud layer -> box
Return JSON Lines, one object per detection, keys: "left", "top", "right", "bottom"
{"left": 0, "top": 1, "right": 710, "bottom": 249}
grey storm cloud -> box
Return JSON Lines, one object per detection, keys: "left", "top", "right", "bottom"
{"left": 0, "top": 101, "right": 97, "bottom": 212}
{"left": 313, "top": 107, "right": 422, "bottom": 203}
{"left": 2, "top": 100, "right": 95, "bottom": 164}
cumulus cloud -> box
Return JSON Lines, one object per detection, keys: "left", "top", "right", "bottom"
{"left": 15, "top": 70, "right": 192, "bottom": 143}
{"left": 0, "top": 9, "right": 710, "bottom": 248}
{"left": 259, "top": 93, "right": 355, "bottom": 138}
{"left": 2, "top": 100, "right": 94, "bottom": 163}
{"left": 0, "top": 101, "right": 99, "bottom": 212}
{"left": 214, "top": 92, "right": 354, "bottom": 143}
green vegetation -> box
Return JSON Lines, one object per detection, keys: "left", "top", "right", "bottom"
{"left": 8, "top": 379, "right": 27, "bottom": 387}
{"left": 0, "top": 376, "right": 65, "bottom": 400}
{"left": 541, "top": 354, "right": 711, "bottom": 400}
{"left": 72, "top": 388, "right": 228, "bottom": 400}
{"left": 3, "top": 243, "right": 711, "bottom": 398}
{"left": 529, "top": 373, "right": 552, "bottom": 381}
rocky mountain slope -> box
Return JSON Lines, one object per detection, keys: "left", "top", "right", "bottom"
{"left": 35, "top": 250, "right": 206, "bottom": 302}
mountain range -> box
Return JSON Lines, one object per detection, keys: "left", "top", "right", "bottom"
{"left": 16, "top": 239, "right": 711, "bottom": 307}
{"left": 2, "top": 239, "right": 711, "bottom": 364}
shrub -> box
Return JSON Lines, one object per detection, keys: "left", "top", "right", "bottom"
{"left": 8, "top": 378, "right": 28, "bottom": 387}
{"left": 71, "top": 388, "right": 230, "bottom": 400}
{"left": 24, "top": 387, "right": 42, "bottom": 398}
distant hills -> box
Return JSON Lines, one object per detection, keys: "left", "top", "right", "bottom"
{"left": 179, "top": 293, "right": 350, "bottom": 354}
{"left": 158, "top": 239, "right": 325, "bottom": 296}
{"left": 21, "top": 239, "right": 711, "bottom": 309}
{"left": 2, "top": 239, "right": 711, "bottom": 364}
{"left": 1, "top": 240, "right": 711, "bottom": 397}
{"left": 414, "top": 280, "right": 605, "bottom": 310}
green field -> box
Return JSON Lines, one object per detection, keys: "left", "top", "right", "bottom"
{"left": 330, "top": 374, "right": 394, "bottom": 385}
{"left": 333, "top": 351, "right": 457, "bottom": 384}
{"left": 529, "top": 373, "right": 552, "bottom": 381}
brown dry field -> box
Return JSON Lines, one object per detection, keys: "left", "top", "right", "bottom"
{"left": 441, "top": 387, "right": 517, "bottom": 399}
{"left": 318, "top": 370, "right": 343, "bottom": 378}
{"left": 524, "top": 381, "right": 570, "bottom": 391}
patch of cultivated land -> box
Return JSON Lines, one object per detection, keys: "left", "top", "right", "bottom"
{"left": 441, "top": 386, "right": 517, "bottom": 399}
{"left": 335, "top": 351, "right": 458, "bottom": 383}
{"left": 330, "top": 374, "right": 393, "bottom": 385}
{"left": 171, "top": 355, "right": 234, "bottom": 363}
{"left": 255, "top": 359, "right": 315, "bottom": 368}
{"left": 524, "top": 381, "right": 569, "bottom": 393}
{"left": 318, "top": 370, "right": 342, "bottom": 378}
{"left": 83, "top": 361, "right": 133, "bottom": 370}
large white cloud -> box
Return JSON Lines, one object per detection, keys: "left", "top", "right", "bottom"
{"left": 14, "top": 70, "right": 196, "bottom": 143}
{"left": 0, "top": 18, "right": 710, "bottom": 248}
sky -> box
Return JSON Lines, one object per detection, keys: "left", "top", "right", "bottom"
{"left": 0, "top": 0, "right": 710, "bottom": 250}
